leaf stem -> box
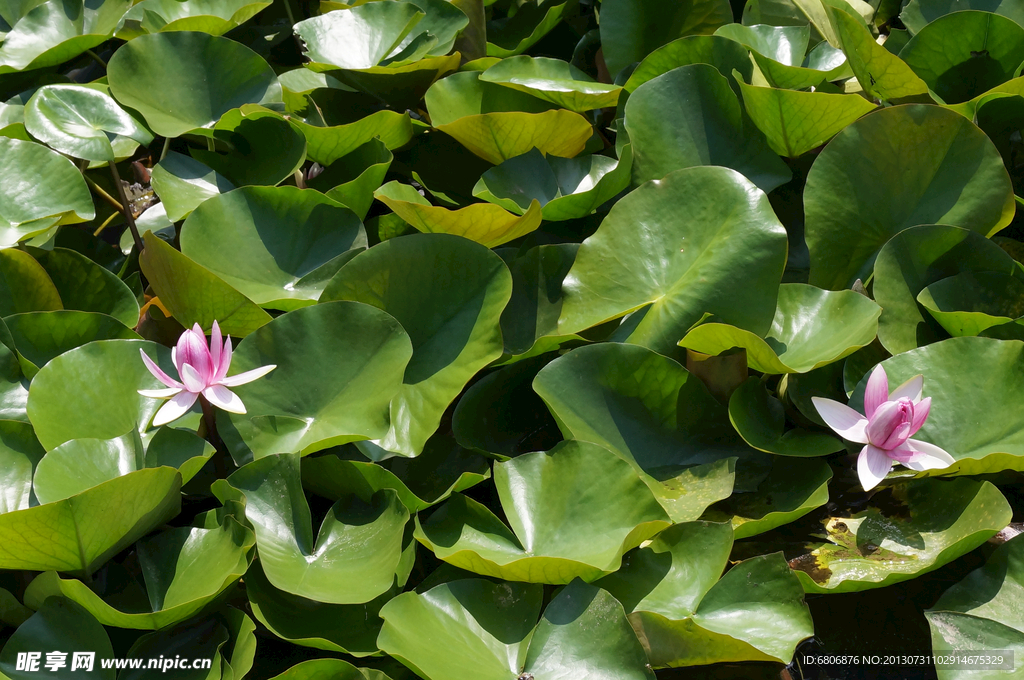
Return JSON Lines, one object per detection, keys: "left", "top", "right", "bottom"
{"left": 83, "top": 174, "right": 123, "bottom": 212}
{"left": 84, "top": 49, "right": 107, "bottom": 69}
{"left": 109, "top": 161, "right": 144, "bottom": 253}
{"left": 92, "top": 211, "right": 120, "bottom": 236}
{"left": 160, "top": 136, "right": 171, "bottom": 161}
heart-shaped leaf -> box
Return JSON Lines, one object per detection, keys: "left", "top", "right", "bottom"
{"left": 214, "top": 453, "right": 409, "bottom": 604}
{"left": 624, "top": 34, "right": 754, "bottom": 93}
{"left": 306, "top": 138, "right": 393, "bottom": 220}
{"left": 0, "top": 0, "right": 130, "bottom": 73}
{"left": 0, "top": 420, "right": 44, "bottom": 514}
{"left": 294, "top": 2, "right": 426, "bottom": 70}
{"left": 107, "top": 31, "right": 282, "bottom": 138}
{"left": 150, "top": 151, "right": 236, "bottom": 221}
{"left": 180, "top": 186, "right": 366, "bottom": 311}
{"left": 805, "top": 105, "right": 1014, "bottom": 289}
{"left": 0, "top": 249, "right": 62, "bottom": 317}
{"left": 557, "top": 166, "right": 788, "bottom": 353}
{"left": 189, "top": 106, "right": 306, "bottom": 187}
{"left": 115, "top": 0, "right": 272, "bottom": 39}
{"left": 479, "top": 56, "right": 622, "bottom": 112}
{"left": 901, "top": 0, "right": 1024, "bottom": 34}
{"left": 33, "top": 247, "right": 140, "bottom": 326}
{"left": 4, "top": 311, "right": 139, "bottom": 379}
{"left": 918, "top": 271, "right": 1024, "bottom": 337}
{"left": 728, "top": 378, "right": 844, "bottom": 457}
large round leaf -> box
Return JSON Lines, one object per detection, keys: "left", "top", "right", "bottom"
{"left": 918, "top": 271, "right": 1024, "bottom": 337}
{"left": 139, "top": 231, "right": 273, "bottom": 337}
{"left": 379, "top": 578, "right": 655, "bottom": 679}
{"left": 0, "top": 0, "right": 129, "bottom": 74}
{"left": 115, "top": 0, "right": 272, "bottom": 38}
{"left": 23, "top": 509, "right": 254, "bottom": 629}
{"left": 472, "top": 147, "right": 632, "bottom": 222}
{"left": 180, "top": 186, "right": 366, "bottom": 311}
{"left": 849, "top": 336, "right": 1024, "bottom": 476}
{"left": 373, "top": 181, "right": 542, "bottom": 248}
{"left": 679, "top": 283, "right": 882, "bottom": 374}
{"left": 0, "top": 599, "right": 114, "bottom": 680}
{"left": 532, "top": 342, "right": 764, "bottom": 497}
{"left": 737, "top": 82, "right": 876, "bottom": 158}
{"left": 306, "top": 138, "right": 393, "bottom": 220}
{"left": 901, "top": 0, "right": 1024, "bottom": 34}
{"left": 424, "top": 71, "right": 593, "bottom": 164}
{"left": 4, "top": 311, "right": 139, "bottom": 378}
{"left": 624, "top": 34, "right": 754, "bottom": 93}
{"left": 415, "top": 440, "right": 672, "bottom": 583}
{"left": 596, "top": 522, "right": 814, "bottom": 667}
{"left": 189, "top": 106, "right": 306, "bottom": 188}
{"left": 789, "top": 478, "right": 1011, "bottom": 593}
{"left": 0, "top": 248, "right": 62, "bottom": 317}
{"left": 486, "top": 0, "right": 569, "bottom": 58}
{"left": 716, "top": 23, "right": 849, "bottom": 90}
{"left": 216, "top": 301, "right": 412, "bottom": 461}
{"left": 214, "top": 453, "right": 409, "bottom": 604}
{"left": 599, "top": 0, "right": 733, "bottom": 78}
{"left": 479, "top": 55, "right": 622, "bottom": 112}
{"left": 150, "top": 151, "right": 236, "bottom": 222}
{"left": 294, "top": 2, "right": 426, "bottom": 70}
{"left": 26, "top": 339, "right": 183, "bottom": 450}
{"left": 0, "top": 137, "right": 94, "bottom": 247}
{"left": 900, "top": 11, "right": 1024, "bottom": 104}
{"left": 24, "top": 84, "right": 153, "bottom": 162}
{"left": 33, "top": 247, "right": 140, "bottom": 326}
{"left": 320, "top": 233, "right": 511, "bottom": 456}
{"left": 107, "top": 31, "right": 282, "bottom": 138}
{"left": 557, "top": 166, "right": 788, "bottom": 354}
{"left": 0, "top": 467, "right": 180, "bottom": 576}
{"left": 0, "top": 420, "right": 44, "bottom": 514}
{"left": 624, "top": 64, "right": 791, "bottom": 192}
{"left": 804, "top": 105, "right": 1014, "bottom": 289}
{"left": 728, "top": 378, "right": 843, "bottom": 457}
{"left": 926, "top": 534, "right": 1024, "bottom": 671}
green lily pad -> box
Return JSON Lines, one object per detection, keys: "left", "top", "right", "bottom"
{"left": 918, "top": 271, "right": 1024, "bottom": 336}
{"left": 180, "top": 186, "right": 365, "bottom": 311}
{"left": 4, "top": 311, "right": 139, "bottom": 378}
{"left": 0, "top": 466, "right": 180, "bottom": 575}
{"left": 486, "top": 0, "right": 569, "bottom": 58}
{"left": 0, "top": 0, "right": 129, "bottom": 74}
{"left": 472, "top": 147, "right": 632, "bottom": 221}
{"left": 246, "top": 561, "right": 390, "bottom": 656}
{"left": 320, "top": 233, "right": 510, "bottom": 455}
{"left": 703, "top": 455, "right": 832, "bottom": 538}
{"left": 214, "top": 453, "right": 409, "bottom": 604}
{"left": 599, "top": 0, "right": 733, "bottom": 78}
{"left": 737, "top": 81, "right": 876, "bottom": 157}
{"left": 556, "top": 166, "right": 788, "bottom": 354}
{"left": 789, "top": 478, "right": 1011, "bottom": 593}
{"left": 0, "top": 420, "right": 44, "bottom": 514}
{"left": 899, "top": 11, "right": 1024, "bottom": 104}
{"left": 717, "top": 23, "right": 849, "bottom": 89}
{"left": 624, "top": 35, "right": 754, "bottom": 93}
{"left": 150, "top": 151, "right": 236, "bottom": 221}
{"left": 532, "top": 342, "right": 763, "bottom": 495}
{"left": 0, "top": 248, "right": 62, "bottom": 317}
{"left": 26, "top": 338, "right": 184, "bottom": 450}
{"left": 901, "top": 0, "right": 1024, "bottom": 34}
{"left": 24, "top": 84, "right": 153, "bottom": 162}
{"left": 107, "top": 31, "right": 282, "bottom": 138}
{"left": 115, "top": 0, "right": 271, "bottom": 39}
{"left": 0, "top": 599, "right": 115, "bottom": 680}
{"left": 849, "top": 336, "right": 1024, "bottom": 476}
{"left": 189, "top": 106, "right": 306, "bottom": 187}
{"left": 119, "top": 609, "right": 255, "bottom": 680}
{"left": 415, "top": 440, "right": 672, "bottom": 583}
{"left": 925, "top": 534, "right": 1024, "bottom": 672}
{"left": 728, "top": 377, "right": 844, "bottom": 457}
{"left": 805, "top": 104, "right": 1014, "bottom": 289}
{"left": 479, "top": 55, "right": 622, "bottom": 112}
{"left": 824, "top": 3, "right": 930, "bottom": 102}
{"left": 302, "top": 437, "right": 490, "bottom": 513}
{"left": 306, "top": 138, "right": 393, "bottom": 220}
{"left": 0, "top": 137, "right": 94, "bottom": 247}
{"left": 873, "top": 225, "right": 1024, "bottom": 354}
{"left": 33, "top": 246, "right": 140, "bottom": 326}
{"left": 288, "top": 105, "right": 414, "bottom": 167}
{"left": 0, "top": 587, "right": 31, "bottom": 629}
{"left": 373, "top": 181, "right": 542, "bottom": 248}
{"left": 216, "top": 301, "right": 412, "bottom": 461}
{"left": 679, "top": 283, "right": 882, "bottom": 373}
{"left": 23, "top": 507, "right": 254, "bottom": 629}
{"left": 379, "top": 578, "right": 655, "bottom": 679}
{"left": 139, "top": 231, "right": 273, "bottom": 337}
{"left": 424, "top": 71, "right": 593, "bottom": 164}
{"left": 625, "top": 64, "right": 791, "bottom": 192}
{"left": 294, "top": 2, "right": 426, "bottom": 70}
{"left": 596, "top": 521, "right": 814, "bottom": 667}
{"left": 0, "top": 320, "right": 29, "bottom": 423}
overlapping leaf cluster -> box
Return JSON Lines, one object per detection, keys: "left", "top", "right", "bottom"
{"left": 1, "top": 0, "right": 1024, "bottom": 677}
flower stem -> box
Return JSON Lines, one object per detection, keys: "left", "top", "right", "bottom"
{"left": 85, "top": 49, "right": 106, "bottom": 69}
{"left": 109, "top": 160, "right": 144, "bottom": 253}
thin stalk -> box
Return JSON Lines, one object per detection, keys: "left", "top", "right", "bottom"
{"left": 83, "top": 174, "right": 123, "bottom": 212}
{"left": 85, "top": 49, "right": 107, "bottom": 69}
{"left": 92, "top": 211, "right": 120, "bottom": 236}
{"left": 199, "top": 395, "right": 230, "bottom": 478}
{"left": 109, "top": 161, "right": 144, "bottom": 253}
{"left": 160, "top": 136, "right": 171, "bottom": 161}
{"left": 206, "top": 136, "right": 215, "bottom": 152}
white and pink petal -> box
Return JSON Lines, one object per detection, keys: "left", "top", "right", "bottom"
{"left": 152, "top": 391, "right": 198, "bottom": 427}
{"left": 203, "top": 385, "right": 246, "bottom": 414}
{"left": 812, "top": 397, "right": 869, "bottom": 443}
{"left": 857, "top": 445, "right": 893, "bottom": 492}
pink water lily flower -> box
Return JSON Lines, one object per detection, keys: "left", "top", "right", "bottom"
{"left": 812, "top": 365, "right": 955, "bottom": 492}
{"left": 139, "top": 321, "right": 275, "bottom": 427}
